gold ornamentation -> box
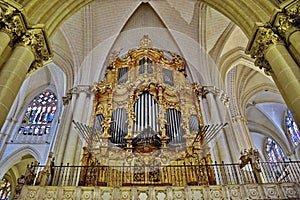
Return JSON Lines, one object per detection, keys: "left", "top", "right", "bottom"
{"left": 80, "top": 37, "right": 215, "bottom": 186}
{"left": 246, "top": 26, "right": 283, "bottom": 75}
{"left": 0, "top": 1, "right": 52, "bottom": 75}
{"left": 272, "top": 0, "right": 300, "bottom": 43}
{"left": 284, "top": 1, "right": 300, "bottom": 25}
{"left": 0, "top": 2, "right": 26, "bottom": 41}
{"left": 21, "top": 28, "right": 52, "bottom": 75}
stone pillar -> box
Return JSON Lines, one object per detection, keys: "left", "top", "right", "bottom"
{"left": 201, "top": 86, "right": 232, "bottom": 163}
{"left": 53, "top": 89, "right": 75, "bottom": 165}
{"left": 0, "top": 2, "right": 52, "bottom": 129}
{"left": 0, "top": 31, "right": 11, "bottom": 57}
{"left": 62, "top": 85, "right": 92, "bottom": 165}
{"left": 0, "top": 45, "right": 35, "bottom": 129}
{"left": 287, "top": 29, "right": 300, "bottom": 57}
{"left": 246, "top": 26, "right": 300, "bottom": 127}
{"left": 0, "top": 2, "right": 27, "bottom": 65}
{"left": 0, "top": 27, "right": 52, "bottom": 129}
{"left": 231, "top": 116, "right": 253, "bottom": 150}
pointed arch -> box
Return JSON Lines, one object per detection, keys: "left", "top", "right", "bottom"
{"left": 0, "top": 146, "right": 41, "bottom": 179}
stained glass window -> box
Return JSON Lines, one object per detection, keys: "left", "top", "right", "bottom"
{"left": 285, "top": 109, "right": 300, "bottom": 146}
{"left": 265, "top": 138, "right": 286, "bottom": 177}
{"left": 0, "top": 178, "right": 11, "bottom": 200}
{"left": 18, "top": 90, "right": 58, "bottom": 136}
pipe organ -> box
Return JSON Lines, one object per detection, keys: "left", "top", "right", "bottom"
{"left": 79, "top": 36, "right": 215, "bottom": 186}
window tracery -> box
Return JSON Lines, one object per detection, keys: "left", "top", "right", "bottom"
{"left": 265, "top": 138, "right": 286, "bottom": 177}
{"left": 18, "top": 90, "right": 57, "bottom": 136}
{"left": 285, "top": 109, "right": 300, "bottom": 146}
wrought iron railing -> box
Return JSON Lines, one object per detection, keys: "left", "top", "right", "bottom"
{"left": 29, "top": 161, "right": 300, "bottom": 187}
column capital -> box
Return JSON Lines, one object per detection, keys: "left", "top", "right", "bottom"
{"left": 273, "top": 1, "right": 300, "bottom": 41}
{"left": 63, "top": 85, "right": 94, "bottom": 105}
{"left": 246, "top": 25, "right": 284, "bottom": 75}
{"left": 231, "top": 115, "right": 248, "bottom": 124}
{"left": 0, "top": 1, "right": 52, "bottom": 75}
{"left": 0, "top": 2, "right": 26, "bottom": 42}
{"left": 72, "top": 85, "right": 94, "bottom": 95}
{"left": 197, "top": 85, "right": 230, "bottom": 106}
{"left": 19, "top": 27, "right": 52, "bottom": 75}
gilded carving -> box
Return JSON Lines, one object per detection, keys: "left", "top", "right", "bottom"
{"left": 0, "top": 2, "right": 52, "bottom": 75}
{"left": 272, "top": 1, "right": 300, "bottom": 47}
{"left": 0, "top": 2, "right": 26, "bottom": 41}
{"left": 20, "top": 28, "right": 52, "bottom": 75}
{"left": 246, "top": 26, "right": 283, "bottom": 75}
{"left": 284, "top": 1, "right": 300, "bottom": 26}
{"left": 74, "top": 36, "right": 219, "bottom": 187}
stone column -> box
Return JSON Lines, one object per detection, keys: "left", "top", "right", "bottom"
{"left": 231, "top": 116, "right": 253, "bottom": 150}
{"left": 246, "top": 26, "right": 300, "bottom": 127}
{"left": 0, "top": 2, "right": 27, "bottom": 65}
{"left": 0, "top": 27, "right": 52, "bottom": 130}
{"left": 62, "top": 85, "right": 92, "bottom": 165}
{"left": 0, "top": 45, "right": 35, "bottom": 129}
{"left": 201, "top": 86, "right": 232, "bottom": 163}
{"left": 0, "top": 31, "right": 10, "bottom": 57}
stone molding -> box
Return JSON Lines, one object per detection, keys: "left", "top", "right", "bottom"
{"left": 231, "top": 115, "right": 248, "bottom": 123}
{"left": 20, "top": 183, "right": 300, "bottom": 200}
{"left": 199, "top": 86, "right": 230, "bottom": 106}
{"left": 0, "top": 1, "right": 52, "bottom": 74}
{"left": 63, "top": 85, "right": 93, "bottom": 105}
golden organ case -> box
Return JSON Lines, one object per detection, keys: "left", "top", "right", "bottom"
{"left": 76, "top": 36, "right": 217, "bottom": 186}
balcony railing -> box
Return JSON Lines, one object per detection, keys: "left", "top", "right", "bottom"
{"left": 29, "top": 161, "right": 300, "bottom": 187}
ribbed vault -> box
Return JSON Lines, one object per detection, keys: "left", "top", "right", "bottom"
{"left": 15, "top": 0, "right": 276, "bottom": 38}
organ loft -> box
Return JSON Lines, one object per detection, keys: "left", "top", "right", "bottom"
{"left": 73, "top": 36, "right": 226, "bottom": 186}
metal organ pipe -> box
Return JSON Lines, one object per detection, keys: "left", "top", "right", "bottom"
{"left": 109, "top": 108, "right": 128, "bottom": 144}
{"left": 148, "top": 93, "right": 151, "bottom": 127}
{"left": 141, "top": 94, "right": 144, "bottom": 130}
{"left": 133, "top": 93, "right": 159, "bottom": 135}
{"left": 165, "top": 109, "right": 184, "bottom": 144}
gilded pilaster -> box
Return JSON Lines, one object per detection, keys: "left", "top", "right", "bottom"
{"left": 247, "top": 25, "right": 300, "bottom": 128}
